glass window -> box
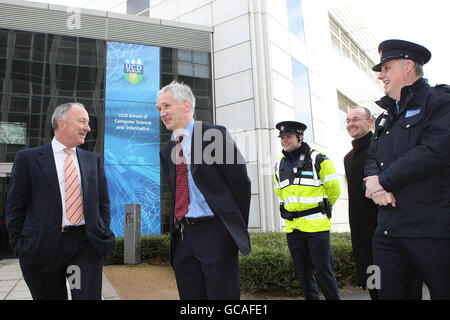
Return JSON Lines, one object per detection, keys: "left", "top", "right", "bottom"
{"left": 32, "top": 34, "right": 46, "bottom": 62}
{"left": 0, "top": 59, "right": 5, "bottom": 78}
{"left": 193, "top": 51, "right": 208, "bottom": 64}
{"left": 13, "top": 31, "right": 32, "bottom": 60}
{"left": 292, "top": 59, "right": 313, "bottom": 142}
{"left": 56, "top": 48, "right": 78, "bottom": 65}
{"left": 12, "top": 79, "right": 30, "bottom": 94}
{"left": 337, "top": 90, "right": 357, "bottom": 132}
{"left": 177, "top": 49, "right": 210, "bottom": 79}
{"left": 178, "top": 60, "right": 194, "bottom": 77}
{"left": 31, "top": 96, "right": 42, "bottom": 114}
{"left": 328, "top": 15, "right": 380, "bottom": 84}
{"left": 194, "top": 63, "right": 209, "bottom": 79}
{"left": 76, "top": 66, "right": 98, "bottom": 98}
{"left": 0, "top": 28, "right": 106, "bottom": 161}
{"left": 178, "top": 49, "right": 192, "bottom": 61}
{"left": 11, "top": 60, "right": 30, "bottom": 83}
{"left": 287, "top": 0, "right": 305, "bottom": 41}
{"left": 161, "top": 48, "right": 212, "bottom": 122}
{"left": 9, "top": 96, "right": 30, "bottom": 113}
{"left": 79, "top": 38, "right": 99, "bottom": 66}
{"left": 0, "top": 29, "right": 8, "bottom": 58}
{"left": 59, "top": 36, "right": 77, "bottom": 49}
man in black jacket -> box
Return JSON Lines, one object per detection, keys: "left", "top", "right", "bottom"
{"left": 365, "top": 39, "right": 450, "bottom": 299}
{"left": 344, "top": 106, "right": 378, "bottom": 300}
{"left": 158, "top": 81, "right": 251, "bottom": 300}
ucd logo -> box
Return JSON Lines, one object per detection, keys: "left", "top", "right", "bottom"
{"left": 124, "top": 59, "right": 144, "bottom": 84}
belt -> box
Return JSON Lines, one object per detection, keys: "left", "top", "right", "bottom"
{"left": 181, "top": 216, "right": 215, "bottom": 225}
{"left": 280, "top": 203, "right": 323, "bottom": 221}
{"left": 175, "top": 216, "right": 215, "bottom": 241}
{"left": 61, "top": 225, "right": 85, "bottom": 232}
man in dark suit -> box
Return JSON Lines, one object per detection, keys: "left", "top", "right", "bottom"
{"left": 343, "top": 106, "right": 378, "bottom": 300}
{"left": 158, "top": 81, "right": 251, "bottom": 300}
{"left": 6, "top": 102, "right": 115, "bottom": 300}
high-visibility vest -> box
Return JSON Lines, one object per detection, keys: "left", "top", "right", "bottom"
{"left": 274, "top": 147, "right": 340, "bottom": 233}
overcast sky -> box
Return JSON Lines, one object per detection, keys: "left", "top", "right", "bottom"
{"left": 347, "top": 0, "right": 450, "bottom": 86}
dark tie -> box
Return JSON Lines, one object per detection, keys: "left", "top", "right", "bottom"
{"left": 174, "top": 135, "right": 190, "bottom": 221}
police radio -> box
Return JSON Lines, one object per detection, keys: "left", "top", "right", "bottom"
{"left": 375, "top": 111, "right": 389, "bottom": 139}
{"left": 318, "top": 199, "right": 332, "bottom": 219}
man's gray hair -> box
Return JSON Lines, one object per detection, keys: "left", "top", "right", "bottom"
{"left": 51, "top": 102, "right": 85, "bottom": 129}
{"left": 398, "top": 59, "right": 424, "bottom": 78}
{"left": 157, "top": 81, "right": 196, "bottom": 114}
{"left": 414, "top": 62, "right": 424, "bottom": 78}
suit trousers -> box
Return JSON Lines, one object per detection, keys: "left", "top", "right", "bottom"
{"left": 173, "top": 217, "right": 240, "bottom": 300}
{"left": 286, "top": 230, "right": 340, "bottom": 300}
{"left": 19, "top": 228, "right": 103, "bottom": 300}
{"left": 372, "top": 234, "right": 450, "bottom": 300}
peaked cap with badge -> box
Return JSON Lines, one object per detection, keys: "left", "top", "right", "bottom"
{"left": 276, "top": 121, "right": 307, "bottom": 137}
{"left": 372, "top": 39, "right": 431, "bottom": 72}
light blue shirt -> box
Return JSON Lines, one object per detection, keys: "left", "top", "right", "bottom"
{"left": 172, "top": 119, "right": 214, "bottom": 218}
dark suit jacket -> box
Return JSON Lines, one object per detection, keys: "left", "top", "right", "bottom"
{"left": 5, "top": 143, "right": 115, "bottom": 273}
{"left": 160, "top": 121, "right": 251, "bottom": 263}
{"left": 344, "top": 131, "right": 378, "bottom": 287}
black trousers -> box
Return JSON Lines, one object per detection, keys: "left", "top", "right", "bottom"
{"left": 173, "top": 217, "right": 240, "bottom": 300}
{"left": 20, "top": 228, "right": 103, "bottom": 300}
{"left": 372, "top": 234, "right": 450, "bottom": 300}
{"left": 286, "top": 230, "right": 340, "bottom": 300}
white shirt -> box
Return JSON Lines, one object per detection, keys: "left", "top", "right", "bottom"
{"left": 52, "top": 137, "right": 85, "bottom": 227}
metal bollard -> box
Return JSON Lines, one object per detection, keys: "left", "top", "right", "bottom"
{"left": 124, "top": 204, "right": 141, "bottom": 264}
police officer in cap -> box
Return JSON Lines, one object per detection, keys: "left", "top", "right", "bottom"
{"left": 365, "top": 39, "right": 450, "bottom": 299}
{"left": 273, "top": 121, "right": 341, "bottom": 300}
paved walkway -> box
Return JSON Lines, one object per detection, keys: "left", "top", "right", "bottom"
{"left": 0, "top": 258, "right": 120, "bottom": 300}
{"left": 1, "top": 258, "right": 431, "bottom": 300}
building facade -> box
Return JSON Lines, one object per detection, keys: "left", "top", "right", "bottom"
{"left": 0, "top": 0, "right": 383, "bottom": 238}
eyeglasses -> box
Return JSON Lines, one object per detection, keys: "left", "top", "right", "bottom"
{"left": 345, "top": 118, "right": 369, "bottom": 124}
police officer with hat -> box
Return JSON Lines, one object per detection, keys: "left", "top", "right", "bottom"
{"left": 365, "top": 39, "right": 450, "bottom": 299}
{"left": 276, "top": 120, "right": 307, "bottom": 137}
{"left": 371, "top": 39, "right": 431, "bottom": 72}
{"left": 273, "top": 120, "right": 341, "bottom": 300}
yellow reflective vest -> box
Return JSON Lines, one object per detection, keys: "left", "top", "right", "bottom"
{"left": 273, "top": 145, "right": 340, "bottom": 233}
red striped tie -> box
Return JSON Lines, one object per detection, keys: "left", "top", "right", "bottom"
{"left": 64, "top": 148, "right": 84, "bottom": 225}
{"left": 174, "top": 136, "right": 190, "bottom": 221}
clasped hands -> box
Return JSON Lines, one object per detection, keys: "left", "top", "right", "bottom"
{"left": 364, "top": 175, "right": 396, "bottom": 207}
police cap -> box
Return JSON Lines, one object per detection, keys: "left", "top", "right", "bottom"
{"left": 276, "top": 121, "right": 307, "bottom": 137}
{"left": 372, "top": 39, "right": 431, "bottom": 72}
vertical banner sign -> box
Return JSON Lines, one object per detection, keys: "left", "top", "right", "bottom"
{"left": 105, "top": 41, "right": 160, "bottom": 237}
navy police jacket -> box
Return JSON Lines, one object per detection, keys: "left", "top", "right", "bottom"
{"left": 365, "top": 78, "right": 450, "bottom": 238}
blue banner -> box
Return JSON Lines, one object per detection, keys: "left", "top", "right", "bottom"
{"left": 105, "top": 41, "right": 160, "bottom": 237}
